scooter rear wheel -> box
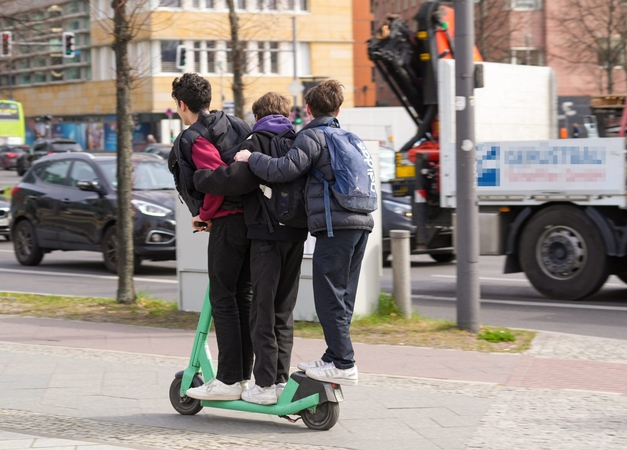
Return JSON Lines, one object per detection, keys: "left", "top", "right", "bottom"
{"left": 169, "top": 375, "right": 204, "bottom": 415}
{"left": 300, "top": 402, "right": 340, "bottom": 430}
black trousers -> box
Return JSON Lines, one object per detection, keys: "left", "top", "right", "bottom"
{"left": 312, "top": 229, "right": 369, "bottom": 370}
{"left": 207, "top": 213, "right": 253, "bottom": 385}
{"left": 250, "top": 239, "right": 304, "bottom": 387}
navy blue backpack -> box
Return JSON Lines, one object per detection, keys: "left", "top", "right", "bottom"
{"left": 311, "top": 118, "right": 378, "bottom": 237}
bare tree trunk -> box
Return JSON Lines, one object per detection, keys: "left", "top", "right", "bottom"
{"left": 113, "top": 0, "right": 136, "bottom": 304}
{"left": 226, "top": 0, "right": 245, "bottom": 118}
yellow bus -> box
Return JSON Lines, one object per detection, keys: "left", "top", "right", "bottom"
{"left": 0, "top": 100, "right": 26, "bottom": 145}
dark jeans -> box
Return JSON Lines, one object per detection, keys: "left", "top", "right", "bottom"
{"left": 250, "top": 239, "right": 304, "bottom": 387}
{"left": 313, "top": 229, "right": 369, "bottom": 370}
{"left": 207, "top": 213, "right": 253, "bottom": 385}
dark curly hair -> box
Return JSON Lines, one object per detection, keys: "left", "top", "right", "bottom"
{"left": 304, "top": 79, "right": 344, "bottom": 118}
{"left": 171, "top": 73, "right": 212, "bottom": 113}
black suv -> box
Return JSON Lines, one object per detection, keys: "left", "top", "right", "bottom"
{"left": 16, "top": 138, "right": 83, "bottom": 176}
{"left": 10, "top": 152, "right": 176, "bottom": 273}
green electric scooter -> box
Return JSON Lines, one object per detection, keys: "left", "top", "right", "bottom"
{"left": 169, "top": 285, "right": 344, "bottom": 431}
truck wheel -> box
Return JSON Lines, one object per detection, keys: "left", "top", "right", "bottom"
{"left": 519, "top": 206, "right": 608, "bottom": 300}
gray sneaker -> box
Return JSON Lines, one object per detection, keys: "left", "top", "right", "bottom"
{"left": 186, "top": 378, "right": 243, "bottom": 401}
{"left": 276, "top": 382, "right": 287, "bottom": 398}
{"left": 241, "top": 384, "right": 277, "bottom": 405}
{"left": 297, "top": 358, "right": 326, "bottom": 371}
{"left": 306, "top": 362, "right": 358, "bottom": 386}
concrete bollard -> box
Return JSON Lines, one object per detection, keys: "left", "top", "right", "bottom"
{"left": 390, "top": 229, "right": 412, "bottom": 317}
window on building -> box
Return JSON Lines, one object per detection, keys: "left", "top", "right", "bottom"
{"left": 257, "top": 42, "right": 266, "bottom": 73}
{"left": 206, "top": 41, "right": 216, "bottom": 73}
{"left": 257, "top": 0, "right": 264, "bottom": 9}
{"left": 206, "top": 0, "right": 214, "bottom": 7}
{"left": 510, "top": 47, "right": 543, "bottom": 66}
{"left": 371, "top": 67, "right": 376, "bottom": 83}
{"left": 237, "top": 0, "right": 246, "bottom": 9}
{"left": 597, "top": 36, "right": 625, "bottom": 68}
{"left": 159, "top": 0, "right": 181, "bottom": 6}
{"left": 268, "top": 0, "right": 277, "bottom": 9}
{"left": 161, "top": 40, "right": 182, "bottom": 72}
{"left": 33, "top": 72, "right": 47, "bottom": 83}
{"left": 65, "top": 67, "right": 82, "bottom": 80}
{"left": 270, "top": 42, "right": 279, "bottom": 73}
{"left": 299, "top": 0, "right": 308, "bottom": 11}
{"left": 288, "top": 0, "right": 295, "bottom": 9}
{"left": 297, "top": 41, "right": 310, "bottom": 76}
{"left": 226, "top": 41, "right": 233, "bottom": 73}
{"left": 510, "top": 0, "right": 542, "bottom": 9}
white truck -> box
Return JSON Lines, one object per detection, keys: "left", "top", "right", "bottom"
{"left": 368, "top": 5, "right": 627, "bottom": 300}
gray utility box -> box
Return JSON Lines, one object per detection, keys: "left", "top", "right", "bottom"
{"left": 175, "top": 141, "right": 382, "bottom": 320}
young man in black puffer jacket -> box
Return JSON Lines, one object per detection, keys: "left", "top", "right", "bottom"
{"left": 235, "top": 80, "right": 374, "bottom": 387}
{"left": 194, "top": 92, "right": 308, "bottom": 405}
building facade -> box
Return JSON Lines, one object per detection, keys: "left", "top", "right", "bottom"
{"left": 0, "top": 0, "right": 356, "bottom": 148}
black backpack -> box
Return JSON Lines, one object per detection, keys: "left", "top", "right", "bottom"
{"left": 255, "top": 129, "right": 308, "bottom": 231}
{"left": 168, "top": 111, "right": 251, "bottom": 216}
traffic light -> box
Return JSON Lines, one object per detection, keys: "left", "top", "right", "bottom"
{"left": 176, "top": 45, "right": 188, "bottom": 70}
{"left": 291, "top": 106, "right": 304, "bottom": 125}
{"left": 62, "top": 32, "right": 75, "bottom": 58}
{"left": 1, "top": 31, "right": 11, "bottom": 57}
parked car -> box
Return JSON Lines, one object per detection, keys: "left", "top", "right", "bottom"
{"left": 0, "top": 144, "right": 28, "bottom": 170}
{"left": 10, "top": 152, "right": 176, "bottom": 273}
{"left": 16, "top": 138, "right": 83, "bottom": 176}
{"left": 142, "top": 143, "right": 172, "bottom": 160}
{"left": 0, "top": 196, "right": 10, "bottom": 240}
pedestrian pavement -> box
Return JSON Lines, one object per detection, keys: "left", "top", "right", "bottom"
{"left": 0, "top": 315, "right": 626, "bottom": 450}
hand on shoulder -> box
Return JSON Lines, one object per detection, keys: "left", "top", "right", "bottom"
{"left": 234, "top": 150, "right": 251, "bottom": 162}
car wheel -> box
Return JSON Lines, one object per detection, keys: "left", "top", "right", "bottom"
{"left": 13, "top": 220, "right": 44, "bottom": 266}
{"left": 16, "top": 161, "right": 25, "bottom": 176}
{"left": 519, "top": 205, "right": 609, "bottom": 300}
{"left": 102, "top": 226, "right": 141, "bottom": 274}
{"left": 430, "top": 253, "right": 456, "bottom": 263}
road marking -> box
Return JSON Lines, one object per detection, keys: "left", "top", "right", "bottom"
{"left": 413, "top": 294, "right": 627, "bottom": 311}
{"left": 431, "top": 274, "right": 624, "bottom": 288}
{"left": 0, "top": 267, "right": 177, "bottom": 284}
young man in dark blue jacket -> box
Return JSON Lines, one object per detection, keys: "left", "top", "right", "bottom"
{"left": 194, "top": 92, "right": 308, "bottom": 404}
{"left": 235, "top": 80, "right": 374, "bottom": 386}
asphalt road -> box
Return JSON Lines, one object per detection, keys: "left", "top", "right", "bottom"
{"left": 2, "top": 167, "right": 627, "bottom": 340}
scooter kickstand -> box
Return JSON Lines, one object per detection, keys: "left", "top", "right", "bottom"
{"left": 279, "top": 415, "right": 302, "bottom": 424}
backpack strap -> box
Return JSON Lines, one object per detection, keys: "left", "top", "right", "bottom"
{"left": 310, "top": 168, "right": 333, "bottom": 238}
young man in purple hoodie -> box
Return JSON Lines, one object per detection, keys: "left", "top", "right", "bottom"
{"left": 193, "top": 92, "right": 308, "bottom": 405}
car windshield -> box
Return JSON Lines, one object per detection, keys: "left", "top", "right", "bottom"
{"left": 52, "top": 142, "right": 82, "bottom": 152}
{"left": 98, "top": 159, "right": 175, "bottom": 190}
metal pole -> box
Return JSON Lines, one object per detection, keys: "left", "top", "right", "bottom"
{"left": 454, "top": 0, "right": 480, "bottom": 333}
{"left": 292, "top": 16, "right": 298, "bottom": 106}
{"left": 390, "top": 230, "right": 412, "bottom": 317}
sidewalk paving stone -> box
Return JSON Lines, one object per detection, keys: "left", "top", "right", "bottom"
{"left": 0, "top": 316, "right": 626, "bottom": 449}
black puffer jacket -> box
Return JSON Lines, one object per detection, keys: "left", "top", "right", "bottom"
{"left": 193, "top": 131, "right": 308, "bottom": 242}
{"left": 248, "top": 116, "right": 374, "bottom": 236}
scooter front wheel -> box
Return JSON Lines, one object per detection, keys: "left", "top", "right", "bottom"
{"left": 169, "top": 375, "right": 204, "bottom": 415}
{"left": 300, "top": 402, "right": 340, "bottom": 430}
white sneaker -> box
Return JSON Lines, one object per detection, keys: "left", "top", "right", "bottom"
{"left": 186, "top": 378, "right": 243, "bottom": 401}
{"left": 297, "top": 358, "right": 326, "bottom": 371}
{"left": 241, "top": 384, "right": 277, "bottom": 405}
{"left": 306, "top": 362, "right": 358, "bottom": 386}
{"left": 276, "top": 382, "right": 287, "bottom": 398}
